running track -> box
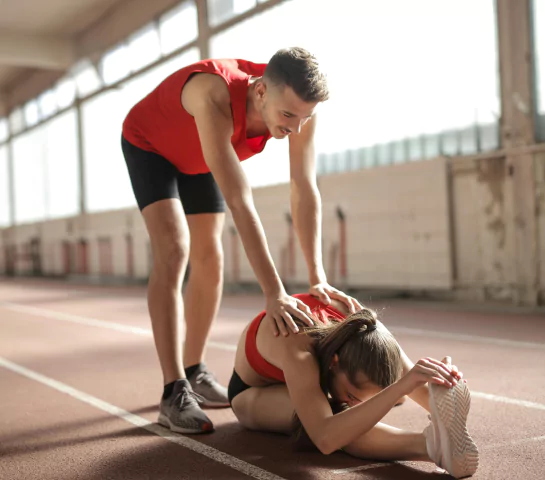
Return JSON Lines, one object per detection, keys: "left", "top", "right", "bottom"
{"left": 1, "top": 278, "right": 544, "bottom": 479}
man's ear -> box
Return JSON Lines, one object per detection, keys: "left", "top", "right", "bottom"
{"left": 255, "top": 80, "right": 267, "bottom": 99}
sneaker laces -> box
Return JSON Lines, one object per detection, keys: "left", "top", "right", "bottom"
{"left": 174, "top": 386, "right": 205, "bottom": 410}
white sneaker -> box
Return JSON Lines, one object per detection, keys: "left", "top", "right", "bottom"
{"left": 423, "top": 381, "right": 479, "bottom": 478}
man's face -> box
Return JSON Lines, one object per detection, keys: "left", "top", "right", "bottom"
{"left": 257, "top": 82, "right": 318, "bottom": 139}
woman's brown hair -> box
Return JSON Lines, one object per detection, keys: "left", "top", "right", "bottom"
{"left": 292, "top": 307, "right": 403, "bottom": 442}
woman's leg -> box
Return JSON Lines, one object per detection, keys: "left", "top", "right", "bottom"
{"left": 343, "top": 422, "right": 430, "bottom": 462}
{"left": 231, "top": 384, "right": 295, "bottom": 434}
{"left": 232, "top": 383, "right": 431, "bottom": 462}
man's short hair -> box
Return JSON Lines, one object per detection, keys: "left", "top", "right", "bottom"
{"left": 264, "top": 47, "right": 329, "bottom": 103}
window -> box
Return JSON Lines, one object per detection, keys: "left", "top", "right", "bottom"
{"left": 424, "top": 134, "right": 441, "bottom": 159}
{"left": 442, "top": 130, "right": 461, "bottom": 157}
{"left": 128, "top": 25, "right": 161, "bottom": 72}
{"left": 408, "top": 137, "right": 424, "bottom": 161}
{"left": 122, "top": 48, "right": 200, "bottom": 107}
{"left": 72, "top": 60, "right": 102, "bottom": 97}
{"left": 12, "top": 110, "right": 79, "bottom": 223}
{"left": 211, "top": 0, "right": 499, "bottom": 181}
{"left": 82, "top": 48, "right": 199, "bottom": 213}
{"left": 55, "top": 77, "right": 77, "bottom": 109}
{"left": 13, "top": 127, "right": 47, "bottom": 223}
{"left": 460, "top": 126, "right": 479, "bottom": 155}
{"left": 101, "top": 44, "right": 132, "bottom": 85}
{"left": 38, "top": 90, "right": 58, "bottom": 118}
{"left": 207, "top": 0, "right": 256, "bottom": 27}
{"left": 81, "top": 88, "right": 135, "bottom": 212}
{"left": 533, "top": 0, "right": 545, "bottom": 140}
{"left": 0, "top": 145, "right": 10, "bottom": 226}
{"left": 24, "top": 100, "right": 40, "bottom": 127}
{"left": 159, "top": 1, "right": 198, "bottom": 55}
{"left": 392, "top": 140, "right": 407, "bottom": 164}
{"left": 9, "top": 108, "right": 24, "bottom": 135}
{"left": 0, "top": 118, "right": 8, "bottom": 142}
{"left": 43, "top": 110, "right": 80, "bottom": 218}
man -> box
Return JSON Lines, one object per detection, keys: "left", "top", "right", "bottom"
{"left": 121, "top": 47, "right": 362, "bottom": 434}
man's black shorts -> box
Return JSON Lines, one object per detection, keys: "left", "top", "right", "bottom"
{"left": 121, "top": 135, "right": 225, "bottom": 214}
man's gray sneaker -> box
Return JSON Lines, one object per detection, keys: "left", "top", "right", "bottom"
{"left": 158, "top": 379, "right": 214, "bottom": 434}
{"left": 187, "top": 364, "right": 230, "bottom": 408}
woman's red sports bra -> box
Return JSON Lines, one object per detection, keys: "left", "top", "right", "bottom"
{"left": 245, "top": 293, "right": 346, "bottom": 383}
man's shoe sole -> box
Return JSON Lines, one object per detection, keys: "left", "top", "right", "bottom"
{"left": 158, "top": 413, "right": 215, "bottom": 434}
{"left": 201, "top": 399, "right": 231, "bottom": 408}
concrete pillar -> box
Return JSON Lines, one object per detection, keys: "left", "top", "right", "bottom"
{"left": 7, "top": 136, "right": 15, "bottom": 225}
{"left": 196, "top": 0, "right": 211, "bottom": 59}
{"left": 75, "top": 99, "right": 87, "bottom": 215}
{"left": 497, "top": 0, "right": 538, "bottom": 304}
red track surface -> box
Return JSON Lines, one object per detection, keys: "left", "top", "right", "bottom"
{"left": 1, "top": 278, "right": 544, "bottom": 480}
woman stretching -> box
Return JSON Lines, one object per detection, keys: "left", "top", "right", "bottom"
{"left": 229, "top": 293, "right": 479, "bottom": 479}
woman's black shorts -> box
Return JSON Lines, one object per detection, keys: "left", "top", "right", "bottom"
{"left": 228, "top": 370, "right": 252, "bottom": 406}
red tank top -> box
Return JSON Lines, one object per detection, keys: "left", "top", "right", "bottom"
{"left": 245, "top": 294, "right": 347, "bottom": 383}
{"left": 122, "top": 59, "right": 272, "bottom": 174}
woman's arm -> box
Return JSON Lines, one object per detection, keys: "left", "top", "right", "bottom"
{"left": 281, "top": 349, "right": 413, "bottom": 455}
{"left": 280, "top": 342, "right": 457, "bottom": 454}
{"left": 379, "top": 320, "right": 436, "bottom": 412}
{"left": 399, "top": 346, "right": 431, "bottom": 411}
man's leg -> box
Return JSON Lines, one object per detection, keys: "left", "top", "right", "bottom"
{"left": 142, "top": 199, "right": 214, "bottom": 433}
{"left": 121, "top": 137, "right": 213, "bottom": 433}
{"left": 183, "top": 213, "right": 225, "bottom": 368}
{"left": 178, "top": 171, "right": 229, "bottom": 407}
{"left": 142, "top": 199, "right": 190, "bottom": 384}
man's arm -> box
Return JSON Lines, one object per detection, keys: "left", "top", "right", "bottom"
{"left": 289, "top": 114, "right": 362, "bottom": 313}
{"left": 288, "top": 115, "right": 326, "bottom": 285}
{"left": 181, "top": 74, "right": 313, "bottom": 333}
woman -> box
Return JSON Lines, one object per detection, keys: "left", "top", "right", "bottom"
{"left": 229, "top": 293, "right": 479, "bottom": 479}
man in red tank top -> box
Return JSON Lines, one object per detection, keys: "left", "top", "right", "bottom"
{"left": 121, "top": 47, "right": 363, "bottom": 434}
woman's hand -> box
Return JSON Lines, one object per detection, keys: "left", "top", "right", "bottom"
{"left": 399, "top": 356, "right": 463, "bottom": 393}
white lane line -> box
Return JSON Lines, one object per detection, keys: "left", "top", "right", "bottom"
{"left": 331, "top": 461, "right": 446, "bottom": 475}
{"left": 472, "top": 392, "right": 545, "bottom": 411}
{"left": 0, "top": 302, "right": 237, "bottom": 352}
{"left": 388, "top": 326, "right": 545, "bottom": 351}
{"left": 331, "top": 463, "right": 392, "bottom": 474}
{"left": 0, "top": 356, "right": 286, "bottom": 480}
{"left": 220, "top": 307, "right": 545, "bottom": 350}
{"left": 2, "top": 301, "right": 545, "bottom": 411}
{"left": 4, "top": 300, "right": 545, "bottom": 352}
{"left": 1, "top": 302, "right": 152, "bottom": 336}
{"left": 482, "top": 435, "right": 545, "bottom": 450}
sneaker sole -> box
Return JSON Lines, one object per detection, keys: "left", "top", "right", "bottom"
{"left": 428, "top": 381, "right": 479, "bottom": 478}
{"left": 201, "top": 400, "right": 231, "bottom": 408}
{"left": 158, "top": 413, "right": 214, "bottom": 434}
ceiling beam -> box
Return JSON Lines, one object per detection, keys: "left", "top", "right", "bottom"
{"left": 0, "top": 32, "right": 75, "bottom": 70}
